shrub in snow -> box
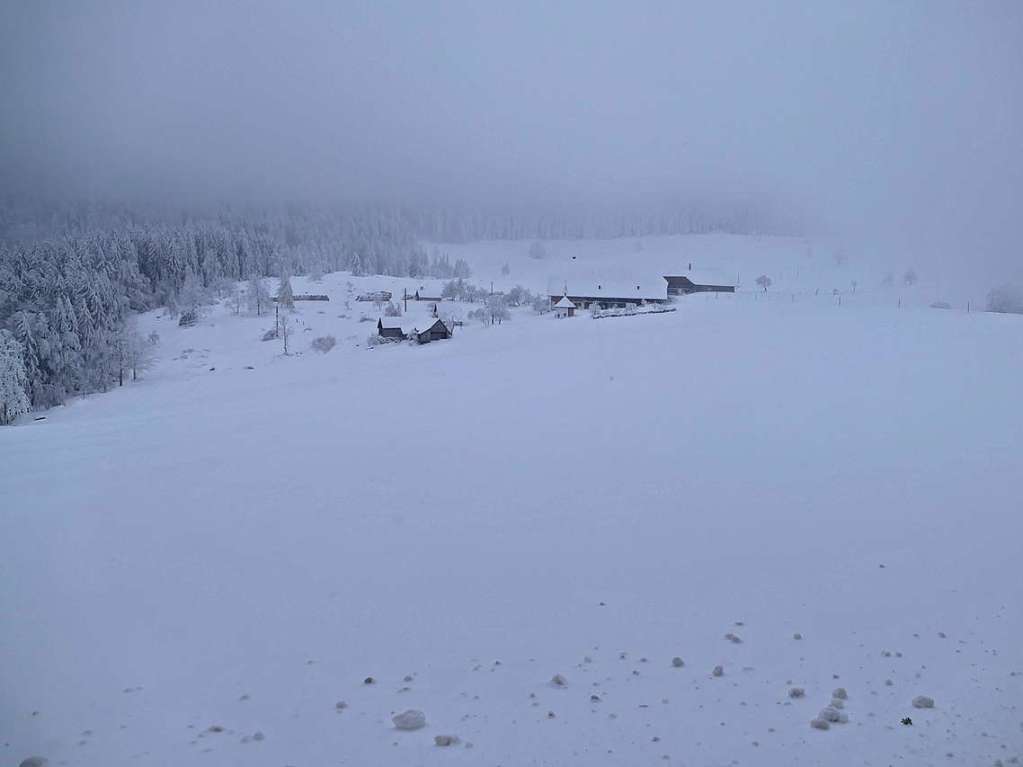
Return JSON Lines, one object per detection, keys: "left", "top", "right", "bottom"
{"left": 904, "top": 268, "right": 918, "bottom": 286}
{"left": 366, "top": 334, "right": 391, "bottom": 347}
{"left": 178, "top": 309, "right": 199, "bottom": 327}
{"left": 756, "top": 274, "right": 772, "bottom": 291}
{"left": 550, "top": 673, "right": 568, "bottom": 687}
{"left": 672, "top": 657, "right": 685, "bottom": 668}
{"left": 261, "top": 328, "right": 278, "bottom": 341}
{"left": 528, "top": 241, "right": 548, "bottom": 260}
{"left": 810, "top": 718, "right": 830, "bottom": 730}
{"left": 435, "top": 734, "right": 459, "bottom": 747}
{"left": 363, "top": 676, "right": 375, "bottom": 685}
{"left": 789, "top": 687, "right": 805, "bottom": 699}
{"left": 833, "top": 687, "right": 847, "bottom": 700}
{"left": 712, "top": 665, "right": 724, "bottom": 677}
{"left": 793, "top": 632, "right": 803, "bottom": 640}
{"left": 311, "top": 335, "right": 336, "bottom": 353}
{"left": 392, "top": 709, "right": 426, "bottom": 730}
{"left": 384, "top": 301, "right": 402, "bottom": 317}
{"left": 987, "top": 284, "right": 1023, "bottom": 314}
{"left": 930, "top": 301, "right": 952, "bottom": 310}
{"left": 724, "top": 632, "right": 743, "bottom": 644}
{"left": 912, "top": 695, "right": 934, "bottom": 709}
{"left": 19, "top": 759, "right": 48, "bottom": 767}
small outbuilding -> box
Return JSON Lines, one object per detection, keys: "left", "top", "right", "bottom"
{"left": 413, "top": 288, "right": 443, "bottom": 302}
{"left": 554, "top": 296, "right": 576, "bottom": 318}
{"left": 413, "top": 318, "right": 453, "bottom": 344}
{"left": 377, "top": 317, "right": 410, "bottom": 340}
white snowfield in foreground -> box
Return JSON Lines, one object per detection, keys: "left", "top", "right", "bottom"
{"left": 2, "top": 239, "right": 1022, "bottom": 767}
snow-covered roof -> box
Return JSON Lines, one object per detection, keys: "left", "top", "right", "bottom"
{"left": 553, "top": 281, "right": 667, "bottom": 301}
{"left": 554, "top": 296, "right": 576, "bottom": 308}
{"left": 379, "top": 315, "right": 445, "bottom": 331}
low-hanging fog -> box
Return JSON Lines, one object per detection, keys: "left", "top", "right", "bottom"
{"left": 2, "top": 1, "right": 1021, "bottom": 281}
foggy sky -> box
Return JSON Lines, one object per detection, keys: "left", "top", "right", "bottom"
{"left": 2, "top": 1, "right": 1021, "bottom": 275}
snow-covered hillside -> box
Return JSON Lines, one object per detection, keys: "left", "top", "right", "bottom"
{"left": 2, "top": 236, "right": 1022, "bottom": 767}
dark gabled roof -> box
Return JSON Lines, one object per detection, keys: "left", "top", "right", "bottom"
{"left": 664, "top": 273, "right": 735, "bottom": 288}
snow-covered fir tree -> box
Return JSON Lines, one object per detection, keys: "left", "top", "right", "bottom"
{"left": 0, "top": 329, "right": 31, "bottom": 424}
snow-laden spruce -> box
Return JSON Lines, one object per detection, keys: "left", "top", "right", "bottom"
{"left": 0, "top": 330, "right": 31, "bottom": 425}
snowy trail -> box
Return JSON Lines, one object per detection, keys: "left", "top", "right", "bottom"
{"left": 3, "top": 280, "right": 1022, "bottom": 766}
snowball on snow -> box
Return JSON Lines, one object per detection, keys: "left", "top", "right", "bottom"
{"left": 818, "top": 707, "right": 842, "bottom": 722}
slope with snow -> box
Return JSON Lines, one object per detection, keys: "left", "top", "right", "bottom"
{"left": 2, "top": 236, "right": 1021, "bottom": 767}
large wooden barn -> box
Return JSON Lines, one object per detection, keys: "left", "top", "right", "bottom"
{"left": 547, "top": 281, "right": 669, "bottom": 310}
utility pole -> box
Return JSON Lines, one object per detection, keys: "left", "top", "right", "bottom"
{"left": 403, "top": 288, "right": 407, "bottom": 314}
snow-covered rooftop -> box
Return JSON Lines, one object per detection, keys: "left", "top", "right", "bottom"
{"left": 554, "top": 280, "right": 667, "bottom": 301}
{"left": 554, "top": 296, "right": 576, "bottom": 308}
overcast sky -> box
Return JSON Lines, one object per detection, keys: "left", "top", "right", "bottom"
{"left": 2, "top": 1, "right": 1021, "bottom": 275}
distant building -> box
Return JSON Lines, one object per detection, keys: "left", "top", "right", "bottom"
{"left": 412, "top": 318, "right": 452, "bottom": 343}
{"left": 377, "top": 318, "right": 410, "bottom": 340}
{"left": 547, "top": 281, "right": 668, "bottom": 310}
{"left": 662, "top": 275, "right": 735, "bottom": 296}
{"left": 553, "top": 296, "right": 576, "bottom": 318}
{"left": 412, "top": 288, "right": 442, "bottom": 302}
{"left": 357, "top": 290, "right": 392, "bottom": 302}
{"left": 376, "top": 317, "right": 453, "bottom": 344}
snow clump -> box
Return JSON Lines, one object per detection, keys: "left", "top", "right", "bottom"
{"left": 392, "top": 710, "right": 427, "bottom": 730}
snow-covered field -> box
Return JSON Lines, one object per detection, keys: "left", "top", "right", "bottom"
{"left": 3, "top": 235, "right": 1022, "bottom": 767}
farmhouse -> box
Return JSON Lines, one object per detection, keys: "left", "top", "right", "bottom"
{"left": 376, "top": 317, "right": 453, "bottom": 344}
{"left": 547, "top": 281, "right": 668, "bottom": 310}
{"left": 413, "top": 318, "right": 453, "bottom": 343}
{"left": 663, "top": 274, "right": 735, "bottom": 296}
{"left": 554, "top": 296, "right": 576, "bottom": 318}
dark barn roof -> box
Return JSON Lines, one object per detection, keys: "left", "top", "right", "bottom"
{"left": 663, "top": 275, "right": 735, "bottom": 294}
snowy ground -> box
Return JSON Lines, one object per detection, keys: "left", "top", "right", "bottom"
{"left": 2, "top": 236, "right": 1022, "bottom": 767}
